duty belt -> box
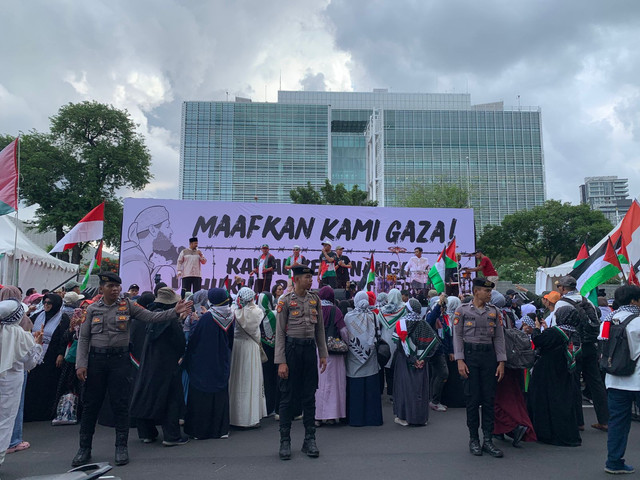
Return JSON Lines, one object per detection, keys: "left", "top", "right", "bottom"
{"left": 90, "top": 346, "right": 130, "bottom": 355}
{"left": 463, "top": 342, "right": 494, "bottom": 352}
{"left": 286, "top": 337, "right": 316, "bottom": 346}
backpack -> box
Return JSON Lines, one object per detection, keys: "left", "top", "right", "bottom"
{"left": 563, "top": 296, "right": 601, "bottom": 344}
{"left": 599, "top": 313, "right": 639, "bottom": 376}
{"left": 504, "top": 328, "right": 535, "bottom": 369}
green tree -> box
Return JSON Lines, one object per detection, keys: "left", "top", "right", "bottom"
{"left": 290, "top": 180, "right": 377, "bottom": 206}
{"left": 477, "top": 200, "right": 613, "bottom": 267}
{"left": 0, "top": 101, "right": 152, "bottom": 264}
{"left": 399, "top": 180, "right": 470, "bottom": 208}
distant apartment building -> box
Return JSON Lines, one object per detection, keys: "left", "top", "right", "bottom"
{"left": 580, "top": 176, "right": 631, "bottom": 225}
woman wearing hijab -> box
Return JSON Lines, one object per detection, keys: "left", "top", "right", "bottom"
{"left": 490, "top": 293, "right": 537, "bottom": 447}
{"left": 0, "top": 299, "right": 44, "bottom": 467}
{"left": 392, "top": 298, "right": 439, "bottom": 426}
{"left": 518, "top": 303, "right": 536, "bottom": 330}
{"left": 378, "top": 288, "right": 406, "bottom": 396}
{"left": 315, "top": 286, "right": 348, "bottom": 425}
{"left": 0, "top": 287, "right": 33, "bottom": 454}
{"left": 258, "top": 292, "right": 279, "bottom": 417}
{"left": 229, "top": 287, "right": 267, "bottom": 427}
{"left": 345, "top": 291, "right": 382, "bottom": 427}
{"left": 527, "top": 307, "right": 581, "bottom": 446}
{"left": 24, "top": 293, "right": 70, "bottom": 422}
{"left": 184, "top": 288, "right": 234, "bottom": 439}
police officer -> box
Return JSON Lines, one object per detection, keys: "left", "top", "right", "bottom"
{"left": 453, "top": 278, "right": 506, "bottom": 458}
{"left": 72, "top": 272, "right": 192, "bottom": 467}
{"left": 275, "top": 265, "right": 328, "bottom": 460}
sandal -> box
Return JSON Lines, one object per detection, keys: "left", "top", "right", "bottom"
{"left": 6, "top": 441, "right": 30, "bottom": 454}
{"left": 591, "top": 423, "right": 608, "bottom": 432}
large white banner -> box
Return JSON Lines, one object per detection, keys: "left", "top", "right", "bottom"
{"left": 120, "top": 198, "right": 475, "bottom": 293}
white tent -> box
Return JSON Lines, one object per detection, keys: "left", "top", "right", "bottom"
{"left": 0, "top": 215, "right": 78, "bottom": 291}
{"left": 535, "top": 199, "right": 640, "bottom": 294}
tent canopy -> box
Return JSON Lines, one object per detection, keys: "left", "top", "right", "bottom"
{"left": 0, "top": 215, "right": 78, "bottom": 291}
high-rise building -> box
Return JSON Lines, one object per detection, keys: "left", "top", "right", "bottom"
{"left": 580, "top": 176, "right": 631, "bottom": 225}
{"left": 180, "top": 90, "right": 546, "bottom": 230}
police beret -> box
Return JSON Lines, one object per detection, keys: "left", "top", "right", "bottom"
{"left": 291, "top": 265, "right": 313, "bottom": 276}
{"left": 98, "top": 272, "right": 122, "bottom": 285}
{"left": 472, "top": 278, "right": 494, "bottom": 289}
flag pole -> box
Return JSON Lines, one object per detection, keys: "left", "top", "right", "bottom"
{"left": 12, "top": 136, "right": 20, "bottom": 286}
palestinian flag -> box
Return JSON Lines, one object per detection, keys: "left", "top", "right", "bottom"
{"left": 616, "top": 236, "right": 631, "bottom": 265}
{"left": 0, "top": 139, "right": 18, "bottom": 216}
{"left": 610, "top": 199, "right": 640, "bottom": 268}
{"left": 428, "top": 239, "right": 458, "bottom": 293}
{"left": 573, "top": 242, "right": 589, "bottom": 268}
{"left": 569, "top": 237, "right": 622, "bottom": 297}
{"left": 366, "top": 253, "right": 376, "bottom": 286}
{"left": 81, "top": 240, "right": 103, "bottom": 290}
{"left": 222, "top": 275, "right": 230, "bottom": 291}
{"left": 50, "top": 203, "right": 105, "bottom": 253}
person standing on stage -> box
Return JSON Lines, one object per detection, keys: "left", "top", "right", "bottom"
{"left": 250, "top": 244, "right": 276, "bottom": 294}
{"left": 275, "top": 266, "right": 327, "bottom": 460}
{"left": 406, "top": 247, "right": 429, "bottom": 292}
{"left": 177, "top": 237, "right": 207, "bottom": 293}
{"left": 335, "top": 246, "right": 352, "bottom": 290}
{"left": 72, "top": 272, "right": 192, "bottom": 467}
{"left": 318, "top": 241, "right": 338, "bottom": 289}
{"left": 463, "top": 250, "right": 499, "bottom": 284}
{"left": 453, "top": 278, "right": 506, "bottom": 458}
{"left": 283, "top": 246, "right": 306, "bottom": 292}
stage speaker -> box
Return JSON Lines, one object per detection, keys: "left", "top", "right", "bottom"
{"left": 334, "top": 288, "right": 347, "bottom": 302}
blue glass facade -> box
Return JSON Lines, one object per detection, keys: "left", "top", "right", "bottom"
{"left": 181, "top": 91, "right": 545, "bottom": 230}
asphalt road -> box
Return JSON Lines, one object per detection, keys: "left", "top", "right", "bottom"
{"left": 3, "top": 398, "right": 637, "bottom": 480}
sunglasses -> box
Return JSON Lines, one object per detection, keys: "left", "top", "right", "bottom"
{"left": 43, "top": 301, "right": 53, "bottom": 305}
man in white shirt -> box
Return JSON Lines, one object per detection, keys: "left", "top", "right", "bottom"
{"left": 601, "top": 285, "right": 640, "bottom": 475}
{"left": 405, "top": 247, "right": 429, "bottom": 293}
{"left": 177, "top": 237, "right": 207, "bottom": 293}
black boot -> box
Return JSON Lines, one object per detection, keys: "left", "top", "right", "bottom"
{"left": 115, "top": 431, "right": 129, "bottom": 466}
{"left": 301, "top": 428, "right": 319, "bottom": 458}
{"left": 279, "top": 428, "right": 291, "bottom": 461}
{"left": 482, "top": 433, "right": 504, "bottom": 458}
{"left": 511, "top": 425, "right": 527, "bottom": 448}
{"left": 469, "top": 438, "right": 482, "bottom": 456}
{"left": 71, "top": 434, "right": 93, "bottom": 467}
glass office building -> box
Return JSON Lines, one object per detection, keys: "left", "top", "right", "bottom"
{"left": 180, "top": 90, "right": 546, "bottom": 230}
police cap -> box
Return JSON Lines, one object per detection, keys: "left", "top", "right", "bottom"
{"left": 472, "top": 278, "right": 494, "bottom": 289}
{"left": 98, "top": 272, "right": 122, "bottom": 285}
{"left": 291, "top": 265, "right": 313, "bottom": 277}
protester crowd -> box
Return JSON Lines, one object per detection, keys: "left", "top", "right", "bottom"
{"left": 1, "top": 268, "right": 640, "bottom": 475}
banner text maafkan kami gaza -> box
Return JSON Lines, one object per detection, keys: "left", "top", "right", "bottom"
{"left": 119, "top": 198, "right": 475, "bottom": 293}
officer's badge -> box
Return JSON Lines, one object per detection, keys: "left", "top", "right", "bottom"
{"left": 277, "top": 305, "right": 283, "bottom": 313}
{"left": 309, "top": 299, "right": 317, "bottom": 305}
{"left": 92, "top": 317, "right": 101, "bottom": 323}
{"left": 465, "top": 321, "right": 473, "bottom": 326}
{"left": 118, "top": 306, "right": 127, "bottom": 312}
{"left": 119, "top": 300, "right": 127, "bottom": 307}
{"left": 310, "top": 308, "right": 317, "bottom": 315}
{"left": 454, "top": 317, "right": 459, "bottom": 325}
{"left": 291, "top": 310, "right": 300, "bottom": 316}
{"left": 488, "top": 312, "right": 496, "bottom": 318}
{"left": 118, "top": 316, "right": 128, "bottom": 321}
{"left": 290, "top": 300, "right": 298, "bottom": 307}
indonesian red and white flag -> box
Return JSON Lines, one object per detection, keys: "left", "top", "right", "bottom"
{"left": 50, "top": 202, "right": 105, "bottom": 253}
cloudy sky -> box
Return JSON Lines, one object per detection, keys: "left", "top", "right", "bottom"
{"left": 2, "top": 0, "right": 640, "bottom": 209}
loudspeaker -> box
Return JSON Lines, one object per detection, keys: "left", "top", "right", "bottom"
{"left": 334, "top": 288, "right": 347, "bottom": 302}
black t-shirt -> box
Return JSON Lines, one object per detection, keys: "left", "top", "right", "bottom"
{"left": 336, "top": 254, "right": 351, "bottom": 282}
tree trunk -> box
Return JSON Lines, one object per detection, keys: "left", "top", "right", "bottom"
{"left": 55, "top": 225, "right": 70, "bottom": 263}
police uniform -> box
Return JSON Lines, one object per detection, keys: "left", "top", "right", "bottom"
{"left": 275, "top": 266, "right": 328, "bottom": 460}
{"left": 453, "top": 278, "right": 507, "bottom": 457}
{"left": 72, "top": 272, "right": 181, "bottom": 467}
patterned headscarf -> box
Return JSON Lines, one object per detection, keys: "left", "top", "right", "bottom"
{"left": 236, "top": 287, "right": 256, "bottom": 308}
{"left": 382, "top": 288, "right": 404, "bottom": 314}
{"left": 404, "top": 298, "right": 423, "bottom": 322}
{"left": 377, "top": 292, "right": 388, "bottom": 308}
{"left": 0, "top": 299, "right": 24, "bottom": 325}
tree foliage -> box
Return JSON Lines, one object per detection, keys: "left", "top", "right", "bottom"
{"left": 477, "top": 200, "right": 613, "bottom": 267}
{"left": 399, "top": 180, "right": 470, "bottom": 209}
{"left": 0, "top": 101, "right": 152, "bottom": 263}
{"left": 290, "top": 180, "right": 377, "bottom": 206}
